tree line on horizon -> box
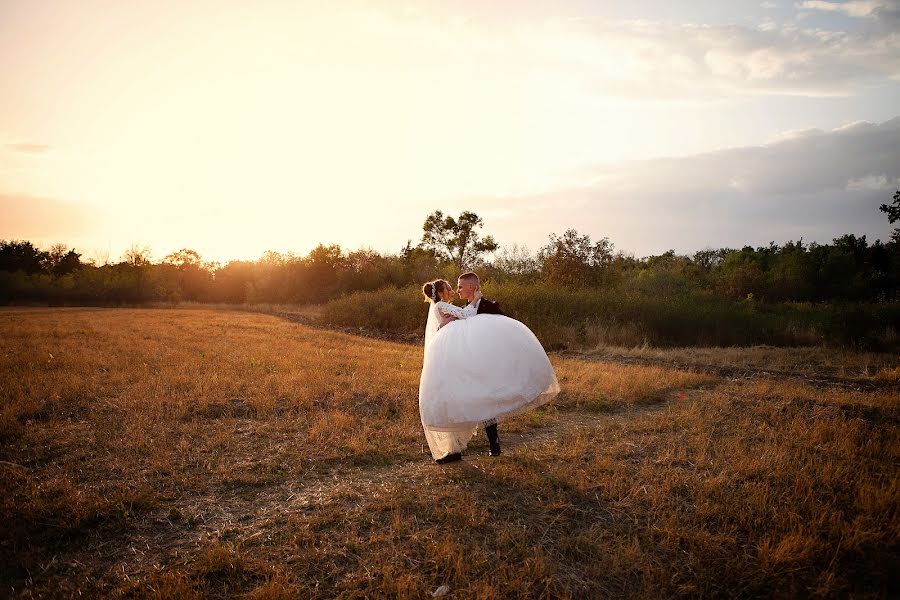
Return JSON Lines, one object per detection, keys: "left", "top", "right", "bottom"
{"left": 2, "top": 193, "right": 900, "bottom": 307}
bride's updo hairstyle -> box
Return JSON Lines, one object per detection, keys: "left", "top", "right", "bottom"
{"left": 422, "top": 279, "right": 450, "bottom": 303}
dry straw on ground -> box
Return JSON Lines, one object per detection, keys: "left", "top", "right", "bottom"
{"left": 1, "top": 308, "right": 897, "bottom": 598}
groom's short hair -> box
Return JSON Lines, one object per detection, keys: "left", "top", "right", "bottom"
{"left": 459, "top": 272, "right": 479, "bottom": 284}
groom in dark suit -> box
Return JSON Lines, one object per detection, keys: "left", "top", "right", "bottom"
{"left": 459, "top": 271, "right": 504, "bottom": 317}
{"left": 457, "top": 271, "right": 504, "bottom": 457}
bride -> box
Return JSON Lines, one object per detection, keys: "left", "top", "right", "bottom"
{"left": 418, "top": 278, "right": 560, "bottom": 464}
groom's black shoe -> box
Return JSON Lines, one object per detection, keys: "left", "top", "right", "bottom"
{"left": 435, "top": 452, "right": 462, "bottom": 465}
{"left": 486, "top": 424, "right": 502, "bottom": 457}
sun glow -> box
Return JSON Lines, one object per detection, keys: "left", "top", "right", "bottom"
{"left": 0, "top": 2, "right": 656, "bottom": 262}
{"left": 3, "top": 0, "right": 897, "bottom": 261}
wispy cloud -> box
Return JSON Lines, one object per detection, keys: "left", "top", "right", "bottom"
{"left": 5, "top": 143, "right": 50, "bottom": 155}
{"left": 540, "top": 15, "right": 900, "bottom": 98}
{"left": 800, "top": 1, "right": 882, "bottom": 17}
{"left": 800, "top": 0, "right": 900, "bottom": 22}
{"left": 482, "top": 117, "right": 900, "bottom": 254}
{"left": 0, "top": 193, "right": 92, "bottom": 241}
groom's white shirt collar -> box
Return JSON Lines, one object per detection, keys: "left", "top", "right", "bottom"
{"left": 472, "top": 297, "right": 481, "bottom": 311}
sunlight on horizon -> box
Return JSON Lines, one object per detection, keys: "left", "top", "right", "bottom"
{"left": 2, "top": 3, "right": 646, "bottom": 262}
{"left": 1, "top": 0, "right": 898, "bottom": 262}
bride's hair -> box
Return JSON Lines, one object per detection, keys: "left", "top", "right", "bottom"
{"left": 422, "top": 279, "right": 450, "bottom": 303}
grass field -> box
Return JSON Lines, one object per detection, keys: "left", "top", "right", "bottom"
{"left": 1, "top": 308, "right": 898, "bottom": 598}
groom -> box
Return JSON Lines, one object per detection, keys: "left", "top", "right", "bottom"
{"left": 456, "top": 271, "right": 504, "bottom": 457}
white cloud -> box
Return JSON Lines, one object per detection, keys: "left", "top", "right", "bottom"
{"left": 0, "top": 193, "right": 94, "bottom": 243}
{"left": 4, "top": 143, "right": 50, "bottom": 155}
{"left": 799, "top": 0, "right": 900, "bottom": 24}
{"left": 532, "top": 14, "right": 900, "bottom": 99}
{"left": 846, "top": 173, "right": 898, "bottom": 190}
{"left": 479, "top": 117, "right": 900, "bottom": 254}
{"left": 799, "top": 1, "right": 883, "bottom": 17}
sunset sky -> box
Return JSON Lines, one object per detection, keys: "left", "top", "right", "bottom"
{"left": 2, "top": 0, "right": 899, "bottom": 264}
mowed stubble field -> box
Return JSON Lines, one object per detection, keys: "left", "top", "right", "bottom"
{"left": 1, "top": 308, "right": 898, "bottom": 598}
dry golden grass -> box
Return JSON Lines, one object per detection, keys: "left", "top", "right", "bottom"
{"left": 1, "top": 308, "right": 897, "bottom": 598}
{"left": 581, "top": 344, "right": 900, "bottom": 380}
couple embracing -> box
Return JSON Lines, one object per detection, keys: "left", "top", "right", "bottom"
{"left": 418, "top": 272, "right": 560, "bottom": 464}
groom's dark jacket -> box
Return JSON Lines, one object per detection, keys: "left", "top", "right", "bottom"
{"left": 470, "top": 297, "right": 505, "bottom": 316}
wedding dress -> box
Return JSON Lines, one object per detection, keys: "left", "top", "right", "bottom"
{"left": 419, "top": 300, "right": 560, "bottom": 460}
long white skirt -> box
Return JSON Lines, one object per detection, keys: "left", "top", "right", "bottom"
{"left": 418, "top": 314, "right": 560, "bottom": 459}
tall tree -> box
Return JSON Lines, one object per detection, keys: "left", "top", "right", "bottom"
{"left": 0, "top": 240, "right": 49, "bottom": 274}
{"left": 122, "top": 244, "right": 152, "bottom": 267}
{"left": 162, "top": 248, "right": 203, "bottom": 269}
{"left": 421, "top": 211, "right": 498, "bottom": 270}
{"left": 538, "top": 229, "right": 614, "bottom": 286}
{"left": 880, "top": 189, "right": 900, "bottom": 243}
{"left": 492, "top": 244, "right": 538, "bottom": 278}
{"left": 46, "top": 246, "right": 82, "bottom": 277}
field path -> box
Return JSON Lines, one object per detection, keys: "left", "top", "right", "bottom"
{"left": 65, "top": 397, "right": 674, "bottom": 588}
{"left": 562, "top": 349, "right": 897, "bottom": 391}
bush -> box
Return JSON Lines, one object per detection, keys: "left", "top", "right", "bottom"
{"left": 318, "top": 287, "right": 428, "bottom": 333}
{"left": 317, "top": 283, "right": 900, "bottom": 350}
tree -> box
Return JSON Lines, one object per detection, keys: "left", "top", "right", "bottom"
{"left": 299, "top": 244, "right": 344, "bottom": 301}
{"left": 538, "top": 229, "right": 615, "bottom": 286}
{"left": 0, "top": 240, "right": 49, "bottom": 274}
{"left": 421, "top": 211, "right": 498, "bottom": 270}
{"left": 162, "top": 248, "right": 212, "bottom": 301}
{"left": 340, "top": 248, "right": 404, "bottom": 292}
{"left": 767, "top": 240, "right": 813, "bottom": 301}
{"left": 880, "top": 189, "right": 900, "bottom": 243}
{"left": 87, "top": 247, "right": 110, "bottom": 267}
{"left": 832, "top": 234, "right": 868, "bottom": 264}
{"left": 693, "top": 248, "right": 731, "bottom": 271}
{"left": 400, "top": 240, "right": 441, "bottom": 283}
{"left": 45, "top": 245, "right": 82, "bottom": 277}
{"left": 122, "top": 244, "right": 152, "bottom": 267}
{"left": 492, "top": 244, "right": 538, "bottom": 278}
{"left": 162, "top": 248, "right": 203, "bottom": 269}
{"left": 46, "top": 243, "right": 68, "bottom": 269}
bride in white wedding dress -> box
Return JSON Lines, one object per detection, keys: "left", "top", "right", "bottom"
{"left": 418, "top": 279, "right": 560, "bottom": 463}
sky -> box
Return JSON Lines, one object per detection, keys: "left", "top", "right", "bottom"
{"left": 1, "top": 0, "right": 899, "bottom": 264}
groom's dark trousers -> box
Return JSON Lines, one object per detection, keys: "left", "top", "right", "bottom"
{"left": 471, "top": 297, "right": 505, "bottom": 446}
